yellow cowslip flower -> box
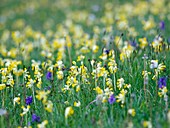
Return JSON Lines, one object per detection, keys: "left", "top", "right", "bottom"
{"left": 142, "top": 71, "right": 151, "bottom": 84}
{"left": 143, "top": 121, "right": 152, "bottom": 128}
{"left": 108, "top": 59, "right": 117, "bottom": 74}
{"left": 36, "top": 90, "right": 50, "bottom": 103}
{"left": 157, "top": 63, "right": 166, "bottom": 71}
{"left": 6, "top": 75, "right": 14, "bottom": 87}
{"left": 80, "top": 46, "right": 90, "bottom": 54}
{"left": 65, "top": 106, "right": 74, "bottom": 118}
{"left": 158, "top": 87, "right": 168, "bottom": 97}
{"left": 7, "top": 48, "right": 17, "bottom": 58}
{"left": 104, "top": 87, "right": 113, "bottom": 96}
{"left": 37, "top": 120, "right": 48, "bottom": 128}
{"left": 26, "top": 78, "right": 35, "bottom": 88}
{"left": 44, "top": 100, "right": 53, "bottom": 113}
{"left": 139, "top": 37, "right": 148, "bottom": 49}
{"left": 102, "top": 96, "right": 107, "bottom": 103}
{"left": 76, "top": 85, "right": 80, "bottom": 92}
{"left": 74, "top": 101, "right": 81, "bottom": 107}
{"left": 68, "top": 77, "right": 78, "bottom": 88}
{"left": 116, "top": 89, "right": 127, "bottom": 104}
{"left": 117, "top": 78, "right": 125, "bottom": 90}
{"left": 120, "top": 52, "right": 126, "bottom": 62}
{"left": 99, "top": 53, "right": 107, "bottom": 61}
{"left": 106, "top": 78, "right": 113, "bottom": 88}
{"left": 0, "top": 84, "right": 6, "bottom": 90}
{"left": 98, "top": 67, "right": 108, "bottom": 78}
{"left": 11, "top": 31, "right": 23, "bottom": 44}
{"left": 20, "top": 105, "right": 30, "bottom": 116}
{"left": 152, "top": 36, "right": 163, "bottom": 52}
{"left": 142, "top": 18, "right": 155, "bottom": 31}
{"left": 66, "top": 35, "right": 72, "bottom": 48}
{"left": 14, "top": 97, "right": 20, "bottom": 106}
{"left": 92, "top": 45, "right": 99, "bottom": 53}
{"left": 124, "top": 84, "right": 131, "bottom": 89}
{"left": 77, "top": 55, "right": 85, "bottom": 62}
{"left": 13, "top": 69, "right": 23, "bottom": 76}
{"left": 57, "top": 71, "right": 64, "bottom": 80}
{"left": 93, "top": 86, "right": 103, "bottom": 94}
{"left": 55, "top": 60, "right": 64, "bottom": 70}
{"left": 128, "top": 109, "right": 136, "bottom": 117}
{"left": 114, "top": 36, "right": 123, "bottom": 49}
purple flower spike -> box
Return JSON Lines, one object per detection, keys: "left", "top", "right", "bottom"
{"left": 25, "top": 96, "right": 33, "bottom": 105}
{"left": 46, "top": 71, "right": 52, "bottom": 80}
{"left": 108, "top": 94, "right": 116, "bottom": 104}
{"left": 32, "top": 113, "right": 40, "bottom": 123}
{"left": 158, "top": 77, "right": 167, "bottom": 89}
{"left": 159, "top": 21, "right": 165, "bottom": 30}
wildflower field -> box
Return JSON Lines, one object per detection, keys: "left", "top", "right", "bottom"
{"left": 0, "top": 0, "right": 170, "bottom": 127}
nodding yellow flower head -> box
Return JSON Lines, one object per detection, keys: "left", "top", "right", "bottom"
{"left": 36, "top": 90, "right": 50, "bottom": 103}
{"left": 117, "top": 78, "right": 125, "bottom": 90}
{"left": 76, "top": 85, "right": 80, "bottom": 92}
{"left": 142, "top": 17, "right": 155, "bottom": 31}
{"left": 157, "top": 63, "right": 166, "bottom": 71}
{"left": 74, "top": 101, "right": 81, "bottom": 107}
{"left": 116, "top": 89, "right": 127, "bottom": 104}
{"left": 0, "top": 84, "right": 6, "bottom": 90}
{"left": 139, "top": 37, "right": 148, "bottom": 49}
{"left": 20, "top": 105, "right": 30, "bottom": 116}
{"left": 65, "top": 106, "right": 74, "bottom": 118}
{"left": 152, "top": 35, "right": 163, "bottom": 51}
{"left": 143, "top": 121, "right": 152, "bottom": 128}
{"left": 13, "top": 97, "right": 20, "bottom": 106}
{"left": 158, "top": 87, "right": 168, "bottom": 97}
{"left": 37, "top": 120, "right": 48, "bottom": 128}
{"left": 57, "top": 71, "right": 64, "bottom": 80}
{"left": 93, "top": 86, "right": 103, "bottom": 94}
{"left": 128, "top": 109, "right": 136, "bottom": 117}
{"left": 77, "top": 55, "right": 85, "bottom": 62}
{"left": 92, "top": 45, "right": 99, "bottom": 53}
{"left": 44, "top": 100, "right": 53, "bottom": 113}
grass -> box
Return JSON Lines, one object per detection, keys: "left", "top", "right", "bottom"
{"left": 0, "top": 0, "right": 170, "bottom": 127}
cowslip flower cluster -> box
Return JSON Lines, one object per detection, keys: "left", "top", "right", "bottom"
{"left": 116, "top": 78, "right": 131, "bottom": 106}
{"left": 128, "top": 108, "right": 136, "bottom": 117}
{"left": 93, "top": 86, "right": 114, "bottom": 105}
{"left": 65, "top": 106, "right": 74, "bottom": 119}
{"left": 20, "top": 105, "right": 30, "bottom": 116}
{"left": 55, "top": 60, "right": 64, "bottom": 80}
{"left": 107, "top": 50, "right": 118, "bottom": 74}
{"left": 152, "top": 35, "right": 164, "bottom": 52}
{"left": 31, "top": 60, "right": 43, "bottom": 89}
{"left": 120, "top": 41, "right": 134, "bottom": 62}
{"left": 36, "top": 90, "right": 53, "bottom": 113}
{"left": 150, "top": 60, "right": 166, "bottom": 80}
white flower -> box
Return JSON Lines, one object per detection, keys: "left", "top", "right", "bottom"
{"left": 150, "top": 60, "right": 158, "bottom": 69}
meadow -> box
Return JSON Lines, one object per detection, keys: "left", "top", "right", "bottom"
{"left": 0, "top": 0, "right": 170, "bottom": 127}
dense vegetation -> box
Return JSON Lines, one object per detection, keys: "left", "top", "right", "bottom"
{"left": 0, "top": 0, "right": 170, "bottom": 127}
